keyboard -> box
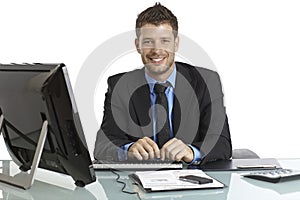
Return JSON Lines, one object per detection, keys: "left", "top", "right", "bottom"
{"left": 93, "top": 159, "right": 183, "bottom": 170}
{"left": 242, "top": 168, "right": 300, "bottom": 183}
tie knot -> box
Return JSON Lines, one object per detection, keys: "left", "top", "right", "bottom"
{"left": 154, "top": 82, "right": 170, "bottom": 94}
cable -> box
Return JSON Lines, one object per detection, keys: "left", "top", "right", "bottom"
{"left": 110, "top": 169, "right": 142, "bottom": 200}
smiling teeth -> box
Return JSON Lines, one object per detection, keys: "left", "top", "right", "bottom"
{"left": 152, "top": 58, "right": 163, "bottom": 62}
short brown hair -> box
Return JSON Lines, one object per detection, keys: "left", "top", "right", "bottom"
{"left": 135, "top": 3, "right": 178, "bottom": 37}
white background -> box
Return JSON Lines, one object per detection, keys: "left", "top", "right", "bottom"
{"left": 0, "top": 0, "right": 300, "bottom": 159}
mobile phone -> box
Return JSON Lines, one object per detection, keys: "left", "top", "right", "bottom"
{"left": 179, "top": 175, "right": 213, "bottom": 184}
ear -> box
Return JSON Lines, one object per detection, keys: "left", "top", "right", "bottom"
{"left": 174, "top": 36, "right": 179, "bottom": 52}
{"left": 135, "top": 38, "right": 141, "bottom": 54}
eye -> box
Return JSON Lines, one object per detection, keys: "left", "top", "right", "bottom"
{"left": 161, "top": 39, "right": 171, "bottom": 44}
{"left": 143, "top": 40, "right": 153, "bottom": 45}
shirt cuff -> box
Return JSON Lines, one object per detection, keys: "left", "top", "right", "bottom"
{"left": 187, "top": 144, "right": 202, "bottom": 165}
{"left": 117, "top": 142, "right": 134, "bottom": 161}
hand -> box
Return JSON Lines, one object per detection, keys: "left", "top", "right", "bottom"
{"left": 128, "top": 137, "right": 160, "bottom": 160}
{"left": 160, "top": 138, "right": 194, "bottom": 163}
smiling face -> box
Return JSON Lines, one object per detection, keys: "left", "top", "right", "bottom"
{"left": 135, "top": 23, "right": 179, "bottom": 81}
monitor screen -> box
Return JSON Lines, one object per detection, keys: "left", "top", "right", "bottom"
{"left": 0, "top": 63, "right": 96, "bottom": 187}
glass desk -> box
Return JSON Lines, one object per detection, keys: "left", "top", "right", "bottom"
{"left": 1, "top": 159, "right": 300, "bottom": 200}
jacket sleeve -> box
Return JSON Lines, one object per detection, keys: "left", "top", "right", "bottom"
{"left": 93, "top": 74, "right": 137, "bottom": 161}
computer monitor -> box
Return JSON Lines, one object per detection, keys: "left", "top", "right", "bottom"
{"left": 0, "top": 63, "right": 96, "bottom": 189}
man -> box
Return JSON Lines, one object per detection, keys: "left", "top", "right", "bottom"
{"left": 94, "top": 3, "right": 232, "bottom": 164}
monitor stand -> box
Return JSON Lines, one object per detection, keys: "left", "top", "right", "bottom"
{"left": 0, "top": 114, "right": 48, "bottom": 189}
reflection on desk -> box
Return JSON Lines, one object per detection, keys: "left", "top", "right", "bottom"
{"left": 1, "top": 159, "right": 300, "bottom": 200}
{"left": 0, "top": 180, "right": 96, "bottom": 200}
{"left": 138, "top": 187, "right": 226, "bottom": 200}
{"left": 241, "top": 175, "right": 300, "bottom": 195}
{"left": 0, "top": 160, "right": 104, "bottom": 200}
{"left": 227, "top": 173, "right": 300, "bottom": 200}
{"left": 97, "top": 170, "right": 232, "bottom": 200}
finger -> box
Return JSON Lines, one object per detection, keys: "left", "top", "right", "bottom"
{"left": 155, "top": 151, "right": 161, "bottom": 159}
{"left": 144, "top": 137, "right": 160, "bottom": 158}
{"left": 161, "top": 138, "right": 176, "bottom": 149}
{"left": 160, "top": 151, "right": 165, "bottom": 161}
{"left": 138, "top": 146, "right": 149, "bottom": 160}
{"left": 173, "top": 147, "right": 188, "bottom": 162}
{"left": 167, "top": 144, "right": 184, "bottom": 160}
{"left": 160, "top": 138, "right": 177, "bottom": 160}
{"left": 128, "top": 144, "right": 139, "bottom": 159}
{"left": 141, "top": 139, "right": 155, "bottom": 159}
{"left": 132, "top": 142, "right": 149, "bottom": 160}
{"left": 182, "top": 147, "right": 194, "bottom": 163}
{"left": 130, "top": 148, "right": 143, "bottom": 160}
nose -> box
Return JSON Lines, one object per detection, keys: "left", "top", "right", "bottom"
{"left": 150, "top": 47, "right": 163, "bottom": 55}
{"left": 150, "top": 41, "right": 164, "bottom": 53}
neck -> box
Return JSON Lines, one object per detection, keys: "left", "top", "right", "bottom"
{"left": 146, "top": 63, "right": 175, "bottom": 82}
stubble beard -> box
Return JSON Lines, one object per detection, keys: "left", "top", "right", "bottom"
{"left": 145, "top": 63, "right": 173, "bottom": 76}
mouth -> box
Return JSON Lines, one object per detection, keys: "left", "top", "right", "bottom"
{"left": 149, "top": 57, "right": 165, "bottom": 64}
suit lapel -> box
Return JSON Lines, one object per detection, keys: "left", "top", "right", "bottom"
{"left": 173, "top": 63, "right": 197, "bottom": 137}
{"left": 127, "top": 64, "right": 198, "bottom": 140}
{"left": 127, "top": 68, "right": 153, "bottom": 138}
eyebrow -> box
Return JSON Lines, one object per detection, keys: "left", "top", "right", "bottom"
{"left": 142, "top": 38, "right": 154, "bottom": 40}
{"left": 160, "top": 37, "right": 172, "bottom": 39}
{"left": 142, "top": 37, "right": 172, "bottom": 40}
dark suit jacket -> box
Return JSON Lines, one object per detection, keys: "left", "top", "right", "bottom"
{"left": 94, "top": 62, "right": 232, "bottom": 164}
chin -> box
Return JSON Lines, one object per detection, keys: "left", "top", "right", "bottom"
{"left": 146, "top": 64, "right": 170, "bottom": 74}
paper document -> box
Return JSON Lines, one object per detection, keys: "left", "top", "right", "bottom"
{"left": 130, "top": 169, "right": 224, "bottom": 192}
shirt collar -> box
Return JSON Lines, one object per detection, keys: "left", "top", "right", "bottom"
{"left": 145, "top": 64, "right": 177, "bottom": 93}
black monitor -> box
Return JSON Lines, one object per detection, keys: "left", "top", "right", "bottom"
{"left": 0, "top": 63, "right": 96, "bottom": 189}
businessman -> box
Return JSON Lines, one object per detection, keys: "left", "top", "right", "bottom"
{"left": 94, "top": 3, "right": 232, "bottom": 164}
